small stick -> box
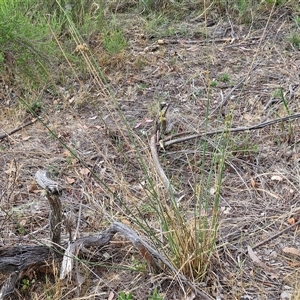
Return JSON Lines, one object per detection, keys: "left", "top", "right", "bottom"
{"left": 162, "top": 113, "right": 300, "bottom": 147}
{"left": 0, "top": 118, "right": 38, "bottom": 140}
{"left": 208, "top": 77, "right": 245, "bottom": 117}
{"left": 252, "top": 219, "right": 300, "bottom": 250}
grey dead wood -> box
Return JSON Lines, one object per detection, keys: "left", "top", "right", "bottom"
{"left": 0, "top": 118, "right": 37, "bottom": 140}
{"left": 0, "top": 170, "right": 212, "bottom": 300}
{"left": 162, "top": 112, "right": 300, "bottom": 147}
{"left": 35, "top": 170, "right": 62, "bottom": 248}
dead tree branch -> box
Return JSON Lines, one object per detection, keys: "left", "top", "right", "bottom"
{"left": 35, "top": 170, "right": 62, "bottom": 247}
{"left": 0, "top": 118, "right": 38, "bottom": 140}
{"left": 162, "top": 113, "right": 300, "bottom": 147}
{"left": 150, "top": 134, "right": 176, "bottom": 195}
{"left": 149, "top": 103, "right": 179, "bottom": 197}
{"left": 252, "top": 218, "right": 300, "bottom": 250}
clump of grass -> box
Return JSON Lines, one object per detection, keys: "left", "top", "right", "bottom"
{"left": 160, "top": 134, "right": 228, "bottom": 281}
{"left": 210, "top": 80, "right": 218, "bottom": 87}
{"left": 148, "top": 287, "right": 163, "bottom": 300}
{"left": 0, "top": 0, "right": 55, "bottom": 88}
{"left": 289, "top": 33, "right": 300, "bottom": 49}
{"left": 218, "top": 73, "right": 230, "bottom": 83}
{"left": 103, "top": 28, "right": 128, "bottom": 54}
{"left": 118, "top": 291, "right": 133, "bottom": 300}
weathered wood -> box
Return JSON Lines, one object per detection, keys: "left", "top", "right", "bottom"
{"left": 0, "top": 245, "right": 51, "bottom": 273}
{"left": 60, "top": 222, "right": 213, "bottom": 300}
{"left": 0, "top": 246, "right": 53, "bottom": 299}
{"left": 0, "top": 272, "right": 19, "bottom": 299}
{"left": 35, "top": 170, "right": 62, "bottom": 246}
{"left": 162, "top": 112, "right": 300, "bottom": 147}
{"left": 35, "top": 170, "right": 62, "bottom": 194}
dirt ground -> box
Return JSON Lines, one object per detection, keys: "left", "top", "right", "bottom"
{"left": 1, "top": 6, "right": 300, "bottom": 300}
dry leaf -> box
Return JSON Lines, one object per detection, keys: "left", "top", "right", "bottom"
{"left": 271, "top": 175, "right": 283, "bottom": 181}
{"left": 200, "top": 209, "right": 208, "bottom": 216}
{"left": 4, "top": 164, "right": 16, "bottom": 175}
{"left": 186, "top": 293, "right": 196, "bottom": 300}
{"left": 33, "top": 189, "right": 42, "bottom": 194}
{"left": 244, "top": 114, "right": 253, "bottom": 121}
{"left": 63, "top": 150, "right": 72, "bottom": 157}
{"left": 108, "top": 291, "right": 114, "bottom": 300}
{"left": 22, "top": 136, "right": 31, "bottom": 141}
{"left": 121, "top": 219, "right": 131, "bottom": 226}
{"left": 66, "top": 177, "right": 75, "bottom": 184}
{"left": 27, "top": 182, "right": 38, "bottom": 193}
{"left": 283, "top": 247, "right": 300, "bottom": 257}
{"left": 249, "top": 269, "right": 255, "bottom": 277}
{"left": 221, "top": 206, "right": 231, "bottom": 215}
{"left": 80, "top": 168, "right": 90, "bottom": 176}
{"left": 247, "top": 245, "right": 277, "bottom": 275}
{"left": 19, "top": 219, "right": 27, "bottom": 226}
{"left": 134, "top": 122, "right": 142, "bottom": 129}
{"left": 250, "top": 176, "right": 256, "bottom": 188}
{"left": 286, "top": 261, "right": 300, "bottom": 267}
{"left": 287, "top": 217, "right": 295, "bottom": 225}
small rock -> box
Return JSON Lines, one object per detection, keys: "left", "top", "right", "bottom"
{"left": 270, "top": 250, "right": 278, "bottom": 258}
{"left": 280, "top": 291, "right": 291, "bottom": 300}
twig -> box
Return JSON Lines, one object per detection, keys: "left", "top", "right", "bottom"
{"left": 208, "top": 78, "right": 245, "bottom": 117}
{"left": 162, "top": 113, "right": 300, "bottom": 147}
{"left": 252, "top": 219, "right": 300, "bottom": 250}
{"left": 0, "top": 118, "right": 38, "bottom": 140}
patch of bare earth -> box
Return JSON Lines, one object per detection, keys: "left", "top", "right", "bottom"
{"left": 1, "top": 8, "right": 300, "bottom": 300}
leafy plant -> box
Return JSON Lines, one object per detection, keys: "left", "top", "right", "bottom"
{"left": 218, "top": 73, "right": 230, "bottom": 82}
{"left": 148, "top": 287, "right": 164, "bottom": 300}
{"left": 103, "top": 29, "right": 128, "bottom": 54}
{"left": 0, "top": 0, "right": 57, "bottom": 89}
{"left": 118, "top": 291, "right": 133, "bottom": 300}
{"left": 131, "top": 256, "right": 147, "bottom": 272}
{"left": 294, "top": 15, "right": 300, "bottom": 28}
{"left": 210, "top": 80, "right": 218, "bottom": 87}
{"left": 21, "top": 278, "right": 35, "bottom": 291}
{"left": 17, "top": 221, "right": 26, "bottom": 235}
{"left": 289, "top": 33, "right": 300, "bottom": 49}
